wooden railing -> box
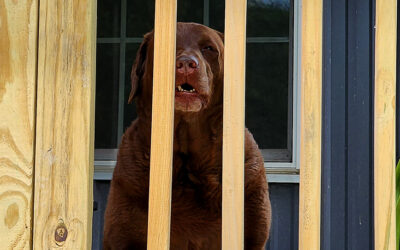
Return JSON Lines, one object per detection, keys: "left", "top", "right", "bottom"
{"left": 298, "top": 0, "right": 322, "bottom": 249}
{"left": 147, "top": 0, "right": 177, "bottom": 248}
{"left": 221, "top": 0, "right": 247, "bottom": 249}
{"left": 374, "top": 0, "right": 397, "bottom": 249}
{"left": 0, "top": 0, "right": 396, "bottom": 249}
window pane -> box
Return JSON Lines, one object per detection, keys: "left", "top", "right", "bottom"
{"left": 126, "top": 0, "right": 155, "bottom": 37}
{"left": 209, "top": 0, "right": 225, "bottom": 32}
{"left": 95, "top": 44, "right": 120, "bottom": 148}
{"left": 246, "top": 43, "right": 289, "bottom": 149}
{"left": 177, "top": 0, "right": 204, "bottom": 23}
{"left": 126, "top": 0, "right": 204, "bottom": 38}
{"left": 96, "top": 0, "right": 294, "bottom": 156}
{"left": 247, "top": 0, "right": 290, "bottom": 37}
{"left": 209, "top": 0, "right": 291, "bottom": 37}
{"left": 97, "top": 0, "right": 121, "bottom": 37}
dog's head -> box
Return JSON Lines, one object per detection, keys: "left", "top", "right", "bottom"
{"left": 128, "top": 22, "right": 224, "bottom": 115}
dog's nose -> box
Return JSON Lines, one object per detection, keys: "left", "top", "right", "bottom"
{"left": 176, "top": 55, "right": 198, "bottom": 75}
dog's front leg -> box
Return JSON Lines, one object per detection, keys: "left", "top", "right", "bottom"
{"left": 244, "top": 182, "right": 271, "bottom": 250}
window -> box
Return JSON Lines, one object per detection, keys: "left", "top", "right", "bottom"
{"left": 94, "top": 0, "right": 301, "bottom": 182}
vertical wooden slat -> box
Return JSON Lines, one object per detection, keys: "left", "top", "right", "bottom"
{"left": 0, "top": 1, "right": 38, "bottom": 249}
{"left": 33, "top": 0, "right": 96, "bottom": 249}
{"left": 222, "top": 0, "right": 247, "bottom": 249}
{"left": 374, "top": 0, "right": 397, "bottom": 249}
{"left": 146, "top": 0, "right": 177, "bottom": 249}
{"left": 298, "top": 0, "right": 322, "bottom": 249}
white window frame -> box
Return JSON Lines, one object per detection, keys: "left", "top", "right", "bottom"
{"left": 265, "top": 0, "right": 301, "bottom": 183}
{"left": 94, "top": 0, "right": 302, "bottom": 183}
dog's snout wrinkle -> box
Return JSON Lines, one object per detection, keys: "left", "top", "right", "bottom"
{"left": 177, "top": 55, "right": 199, "bottom": 66}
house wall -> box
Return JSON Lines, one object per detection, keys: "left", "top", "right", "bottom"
{"left": 322, "top": 0, "right": 375, "bottom": 249}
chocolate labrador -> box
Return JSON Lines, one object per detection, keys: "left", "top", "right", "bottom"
{"left": 103, "top": 22, "right": 271, "bottom": 250}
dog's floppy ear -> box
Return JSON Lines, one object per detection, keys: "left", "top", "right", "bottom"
{"left": 216, "top": 31, "right": 224, "bottom": 76}
{"left": 128, "top": 32, "right": 152, "bottom": 103}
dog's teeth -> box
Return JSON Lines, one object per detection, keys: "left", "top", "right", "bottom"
{"left": 177, "top": 85, "right": 196, "bottom": 92}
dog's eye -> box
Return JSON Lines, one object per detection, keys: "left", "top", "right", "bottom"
{"left": 202, "top": 46, "right": 214, "bottom": 52}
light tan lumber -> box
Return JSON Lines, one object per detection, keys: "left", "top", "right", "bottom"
{"left": 222, "top": 0, "right": 247, "bottom": 249}
{"left": 374, "top": 0, "right": 397, "bottom": 249}
{"left": 298, "top": 0, "right": 322, "bottom": 249}
{"left": 33, "top": 0, "right": 96, "bottom": 249}
{"left": 146, "top": 0, "right": 177, "bottom": 249}
{"left": 0, "top": 1, "right": 38, "bottom": 249}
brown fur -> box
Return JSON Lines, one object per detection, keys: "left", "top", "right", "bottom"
{"left": 103, "top": 22, "right": 271, "bottom": 250}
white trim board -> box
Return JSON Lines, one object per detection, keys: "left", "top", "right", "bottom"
{"left": 93, "top": 163, "right": 300, "bottom": 183}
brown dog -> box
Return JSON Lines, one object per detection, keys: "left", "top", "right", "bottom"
{"left": 103, "top": 22, "right": 271, "bottom": 250}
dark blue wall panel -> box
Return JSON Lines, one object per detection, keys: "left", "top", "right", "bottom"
{"left": 265, "top": 184, "right": 299, "bottom": 250}
{"left": 92, "top": 181, "right": 110, "bottom": 250}
{"left": 322, "top": 0, "right": 374, "bottom": 249}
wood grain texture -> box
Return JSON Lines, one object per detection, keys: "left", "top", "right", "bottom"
{"left": 374, "top": 0, "right": 397, "bottom": 249}
{"left": 222, "top": 0, "right": 247, "bottom": 249}
{"left": 0, "top": 1, "right": 38, "bottom": 249}
{"left": 33, "top": 0, "right": 96, "bottom": 249}
{"left": 298, "top": 0, "right": 322, "bottom": 249}
{"left": 146, "top": 0, "right": 177, "bottom": 249}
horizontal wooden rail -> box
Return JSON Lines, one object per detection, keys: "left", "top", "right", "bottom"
{"left": 146, "top": 0, "right": 177, "bottom": 249}
{"left": 222, "top": 0, "right": 247, "bottom": 249}
{"left": 374, "top": 0, "right": 397, "bottom": 249}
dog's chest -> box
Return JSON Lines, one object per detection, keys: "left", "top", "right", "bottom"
{"left": 171, "top": 153, "right": 222, "bottom": 211}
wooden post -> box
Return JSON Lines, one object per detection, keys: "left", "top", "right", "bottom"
{"left": 146, "top": 0, "right": 177, "bottom": 249}
{"left": 374, "top": 0, "right": 397, "bottom": 249}
{"left": 222, "top": 0, "right": 247, "bottom": 249}
{"left": 0, "top": 1, "right": 38, "bottom": 248}
{"left": 298, "top": 0, "right": 322, "bottom": 249}
{"left": 33, "top": 0, "right": 96, "bottom": 249}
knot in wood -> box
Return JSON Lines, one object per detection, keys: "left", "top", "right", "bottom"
{"left": 55, "top": 223, "right": 68, "bottom": 243}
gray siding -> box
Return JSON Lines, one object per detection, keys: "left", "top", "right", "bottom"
{"left": 92, "top": 181, "right": 110, "bottom": 250}
{"left": 322, "top": 0, "right": 375, "bottom": 249}
{"left": 265, "top": 184, "right": 299, "bottom": 250}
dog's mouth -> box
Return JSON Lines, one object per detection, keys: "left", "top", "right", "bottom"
{"left": 176, "top": 83, "right": 197, "bottom": 93}
{"left": 175, "top": 82, "right": 205, "bottom": 112}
